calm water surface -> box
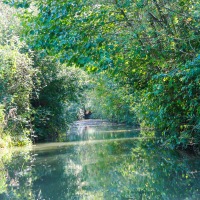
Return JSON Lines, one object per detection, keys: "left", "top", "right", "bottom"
{"left": 0, "top": 120, "right": 200, "bottom": 200}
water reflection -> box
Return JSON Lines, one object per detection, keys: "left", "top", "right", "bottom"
{"left": 0, "top": 121, "right": 200, "bottom": 199}
{"left": 67, "top": 120, "right": 139, "bottom": 141}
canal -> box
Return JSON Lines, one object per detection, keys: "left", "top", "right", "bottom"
{"left": 0, "top": 120, "right": 200, "bottom": 199}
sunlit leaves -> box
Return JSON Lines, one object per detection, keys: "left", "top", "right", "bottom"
{"left": 18, "top": 0, "right": 200, "bottom": 148}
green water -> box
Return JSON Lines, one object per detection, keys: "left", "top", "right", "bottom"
{"left": 0, "top": 120, "right": 200, "bottom": 200}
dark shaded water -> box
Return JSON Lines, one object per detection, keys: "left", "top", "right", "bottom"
{"left": 0, "top": 120, "right": 200, "bottom": 199}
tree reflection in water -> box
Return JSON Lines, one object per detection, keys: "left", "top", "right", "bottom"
{"left": 0, "top": 138, "right": 200, "bottom": 199}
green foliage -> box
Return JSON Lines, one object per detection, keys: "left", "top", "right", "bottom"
{"left": 0, "top": 2, "right": 21, "bottom": 45}
{"left": 136, "top": 55, "right": 200, "bottom": 148}
{"left": 3, "top": 0, "right": 31, "bottom": 8}
{"left": 0, "top": 40, "right": 35, "bottom": 142}
{"left": 31, "top": 58, "right": 90, "bottom": 140}
{"left": 21, "top": 0, "right": 199, "bottom": 68}
{"left": 0, "top": 2, "right": 35, "bottom": 146}
{"left": 16, "top": 0, "right": 200, "bottom": 148}
{"left": 89, "top": 74, "right": 137, "bottom": 124}
{"left": 0, "top": 1, "right": 91, "bottom": 144}
{"left": 0, "top": 104, "right": 5, "bottom": 137}
{"left": 0, "top": 151, "right": 9, "bottom": 194}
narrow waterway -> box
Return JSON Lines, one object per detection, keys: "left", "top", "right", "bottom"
{"left": 0, "top": 120, "right": 200, "bottom": 200}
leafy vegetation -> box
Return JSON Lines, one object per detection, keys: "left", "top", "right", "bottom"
{"left": 31, "top": 59, "right": 90, "bottom": 141}
{"left": 89, "top": 73, "right": 137, "bottom": 124}
{"left": 0, "top": 2, "right": 35, "bottom": 146}
{"left": 0, "top": 2, "right": 90, "bottom": 145}
{"left": 0, "top": 0, "right": 199, "bottom": 150}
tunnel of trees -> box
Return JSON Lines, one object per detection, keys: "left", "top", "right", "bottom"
{"left": 0, "top": 0, "right": 199, "bottom": 151}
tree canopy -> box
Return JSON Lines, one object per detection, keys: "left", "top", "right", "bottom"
{"left": 0, "top": 0, "right": 200, "bottom": 149}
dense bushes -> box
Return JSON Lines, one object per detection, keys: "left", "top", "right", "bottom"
{"left": 89, "top": 74, "right": 137, "bottom": 124}
{"left": 20, "top": 0, "right": 200, "bottom": 149}
{"left": 31, "top": 58, "right": 90, "bottom": 140}
{"left": 0, "top": 3, "right": 40, "bottom": 146}
{"left": 0, "top": 2, "right": 90, "bottom": 145}
{"left": 0, "top": 40, "right": 36, "bottom": 146}
{"left": 1, "top": 0, "right": 199, "bottom": 150}
{"left": 0, "top": 2, "right": 35, "bottom": 145}
{"left": 136, "top": 55, "right": 200, "bottom": 148}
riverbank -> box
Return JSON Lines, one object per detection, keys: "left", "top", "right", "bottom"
{"left": 0, "top": 135, "right": 12, "bottom": 149}
{"left": 0, "top": 134, "right": 31, "bottom": 150}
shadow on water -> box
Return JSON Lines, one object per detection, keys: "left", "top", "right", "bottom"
{"left": 0, "top": 120, "right": 200, "bottom": 199}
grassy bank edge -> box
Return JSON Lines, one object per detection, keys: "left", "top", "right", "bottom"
{"left": 0, "top": 134, "right": 32, "bottom": 149}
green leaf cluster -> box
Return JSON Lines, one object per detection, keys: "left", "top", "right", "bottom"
{"left": 19, "top": 0, "right": 200, "bottom": 149}
{"left": 0, "top": 2, "right": 91, "bottom": 144}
